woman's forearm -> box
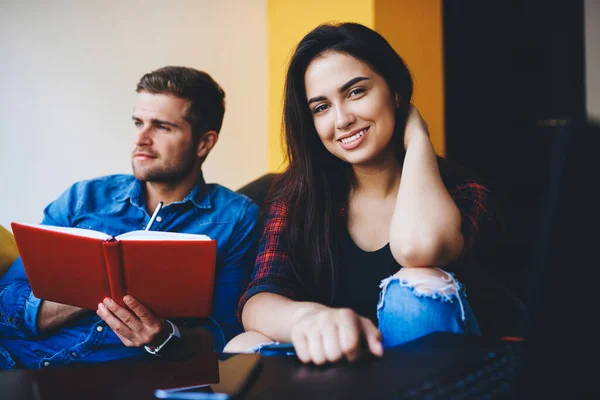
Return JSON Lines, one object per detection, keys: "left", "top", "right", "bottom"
{"left": 241, "top": 292, "right": 328, "bottom": 343}
{"left": 390, "top": 135, "right": 463, "bottom": 267}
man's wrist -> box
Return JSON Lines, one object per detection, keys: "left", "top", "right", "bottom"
{"left": 144, "top": 319, "right": 181, "bottom": 356}
{"left": 148, "top": 319, "right": 173, "bottom": 347}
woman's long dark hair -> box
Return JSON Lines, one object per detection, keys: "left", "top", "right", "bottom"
{"left": 270, "top": 22, "right": 414, "bottom": 303}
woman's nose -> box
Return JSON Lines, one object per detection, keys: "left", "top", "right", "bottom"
{"left": 335, "top": 105, "right": 356, "bottom": 130}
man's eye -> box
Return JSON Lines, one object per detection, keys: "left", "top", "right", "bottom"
{"left": 157, "top": 125, "right": 170, "bottom": 131}
{"left": 134, "top": 121, "right": 143, "bottom": 127}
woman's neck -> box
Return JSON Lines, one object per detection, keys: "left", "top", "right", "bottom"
{"left": 351, "top": 155, "right": 402, "bottom": 198}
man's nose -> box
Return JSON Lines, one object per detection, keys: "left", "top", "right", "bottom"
{"left": 134, "top": 127, "right": 153, "bottom": 146}
{"left": 335, "top": 105, "right": 356, "bottom": 131}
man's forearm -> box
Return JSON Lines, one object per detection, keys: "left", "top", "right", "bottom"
{"left": 37, "top": 301, "right": 90, "bottom": 332}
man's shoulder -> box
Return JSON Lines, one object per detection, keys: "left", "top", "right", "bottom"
{"left": 68, "top": 174, "right": 135, "bottom": 194}
{"left": 206, "top": 183, "right": 259, "bottom": 219}
{"left": 73, "top": 174, "right": 135, "bottom": 186}
{"left": 59, "top": 175, "right": 137, "bottom": 209}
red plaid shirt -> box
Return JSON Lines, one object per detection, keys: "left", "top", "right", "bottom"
{"left": 237, "top": 179, "right": 495, "bottom": 318}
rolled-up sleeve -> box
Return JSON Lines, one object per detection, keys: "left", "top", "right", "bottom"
{"left": 0, "top": 258, "right": 42, "bottom": 338}
{"left": 0, "top": 183, "right": 77, "bottom": 339}
{"left": 236, "top": 201, "right": 303, "bottom": 320}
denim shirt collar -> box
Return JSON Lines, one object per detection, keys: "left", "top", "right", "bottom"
{"left": 114, "top": 174, "right": 211, "bottom": 210}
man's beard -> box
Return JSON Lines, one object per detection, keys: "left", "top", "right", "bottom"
{"left": 132, "top": 151, "right": 197, "bottom": 184}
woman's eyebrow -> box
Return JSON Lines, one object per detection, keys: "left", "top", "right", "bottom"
{"left": 307, "top": 76, "right": 370, "bottom": 105}
{"left": 339, "top": 76, "right": 369, "bottom": 93}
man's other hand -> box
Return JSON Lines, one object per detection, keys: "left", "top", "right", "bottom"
{"left": 96, "top": 295, "right": 168, "bottom": 348}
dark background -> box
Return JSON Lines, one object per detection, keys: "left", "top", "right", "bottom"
{"left": 442, "top": 0, "right": 589, "bottom": 298}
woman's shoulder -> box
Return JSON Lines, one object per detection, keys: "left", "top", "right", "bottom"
{"left": 437, "top": 156, "right": 491, "bottom": 192}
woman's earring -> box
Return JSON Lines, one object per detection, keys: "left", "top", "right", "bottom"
{"left": 395, "top": 93, "right": 400, "bottom": 108}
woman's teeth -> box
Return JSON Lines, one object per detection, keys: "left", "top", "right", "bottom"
{"left": 341, "top": 128, "right": 368, "bottom": 144}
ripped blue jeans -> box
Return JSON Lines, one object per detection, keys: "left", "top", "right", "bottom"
{"left": 377, "top": 271, "right": 481, "bottom": 348}
{"left": 248, "top": 269, "right": 480, "bottom": 353}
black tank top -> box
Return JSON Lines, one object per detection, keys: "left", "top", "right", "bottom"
{"left": 333, "top": 228, "right": 400, "bottom": 324}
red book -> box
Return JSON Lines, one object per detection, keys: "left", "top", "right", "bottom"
{"left": 10, "top": 222, "right": 217, "bottom": 318}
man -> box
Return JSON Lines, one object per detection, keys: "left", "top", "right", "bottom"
{"left": 0, "top": 66, "right": 259, "bottom": 369}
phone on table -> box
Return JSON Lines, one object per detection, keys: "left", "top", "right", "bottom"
{"left": 258, "top": 343, "right": 296, "bottom": 356}
{"left": 154, "top": 353, "right": 261, "bottom": 400}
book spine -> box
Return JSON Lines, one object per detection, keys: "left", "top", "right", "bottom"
{"left": 103, "top": 240, "right": 126, "bottom": 308}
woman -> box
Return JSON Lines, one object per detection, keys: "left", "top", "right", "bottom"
{"left": 226, "top": 22, "right": 497, "bottom": 365}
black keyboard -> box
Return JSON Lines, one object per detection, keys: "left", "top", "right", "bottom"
{"left": 401, "top": 342, "right": 523, "bottom": 399}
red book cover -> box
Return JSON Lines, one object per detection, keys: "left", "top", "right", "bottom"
{"left": 11, "top": 222, "right": 216, "bottom": 318}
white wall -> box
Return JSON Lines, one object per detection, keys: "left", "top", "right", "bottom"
{"left": 585, "top": 0, "right": 600, "bottom": 122}
{"left": 0, "top": 0, "right": 268, "bottom": 230}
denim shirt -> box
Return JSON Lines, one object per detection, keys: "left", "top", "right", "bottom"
{"left": 0, "top": 174, "right": 259, "bottom": 369}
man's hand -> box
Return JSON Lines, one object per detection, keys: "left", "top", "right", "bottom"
{"left": 96, "top": 295, "right": 167, "bottom": 348}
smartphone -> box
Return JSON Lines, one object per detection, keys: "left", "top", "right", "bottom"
{"left": 154, "top": 353, "right": 261, "bottom": 400}
{"left": 258, "top": 343, "right": 296, "bottom": 356}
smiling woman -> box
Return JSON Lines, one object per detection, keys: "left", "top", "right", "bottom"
{"left": 305, "top": 51, "right": 397, "bottom": 166}
{"left": 225, "top": 22, "right": 503, "bottom": 366}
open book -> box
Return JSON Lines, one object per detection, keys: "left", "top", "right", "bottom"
{"left": 11, "top": 222, "right": 217, "bottom": 318}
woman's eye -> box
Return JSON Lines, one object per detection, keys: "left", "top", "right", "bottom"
{"left": 313, "top": 104, "right": 329, "bottom": 114}
{"left": 349, "top": 87, "right": 366, "bottom": 97}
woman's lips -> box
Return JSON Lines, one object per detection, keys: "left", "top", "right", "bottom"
{"left": 338, "top": 127, "right": 369, "bottom": 150}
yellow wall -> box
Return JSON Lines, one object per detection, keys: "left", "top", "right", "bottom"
{"left": 375, "top": 0, "right": 445, "bottom": 155}
{"left": 267, "top": 0, "right": 375, "bottom": 171}
{"left": 266, "top": 0, "right": 445, "bottom": 171}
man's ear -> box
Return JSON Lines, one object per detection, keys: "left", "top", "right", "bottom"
{"left": 196, "top": 130, "right": 219, "bottom": 159}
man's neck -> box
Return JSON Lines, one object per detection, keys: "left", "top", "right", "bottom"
{"left": 143, "top": 172, "right": 203, "bottom": 212}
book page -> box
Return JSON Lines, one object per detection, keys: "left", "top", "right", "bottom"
{"left": 116, "top": 230, "right": 211, "bottom": 241}
{"left": 13, "top": 222, "right": 111, "bottom": 240}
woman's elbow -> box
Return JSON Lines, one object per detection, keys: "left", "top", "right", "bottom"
{"left": 240, "top": 293, "right": 267, "bottom": 332}
{"left": 390, "top": 234, "right": 463, "bottom": 267}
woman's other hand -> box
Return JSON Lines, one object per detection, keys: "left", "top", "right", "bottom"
{"left": 403, "top": 104, "right": 430, "bottom": 150}
{"left": 290, "top": 307, "right": 383, "bottom": 365}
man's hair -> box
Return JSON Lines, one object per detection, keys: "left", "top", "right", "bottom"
{"left": 136, "top": 66, "right": 226, "bottom": 139}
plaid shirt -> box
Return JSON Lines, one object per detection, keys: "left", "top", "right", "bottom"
{"left": 237, "top": 179, "right": 495, "bottom": 318}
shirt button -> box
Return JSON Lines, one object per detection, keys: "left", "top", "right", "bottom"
{"left": 96, "top": 325, "right": 104, "bottom": 332}
{"left": 156, "top": 216, "right": 162, "bottom": 222}
{"left": 43, "top": 361, "right": 50, "bottom": 367}
{"left": 71, "top": 352, "right": 77, "bottom": 358}
{"left": 7, "top": 316, "right": 14, "bottom": 323}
